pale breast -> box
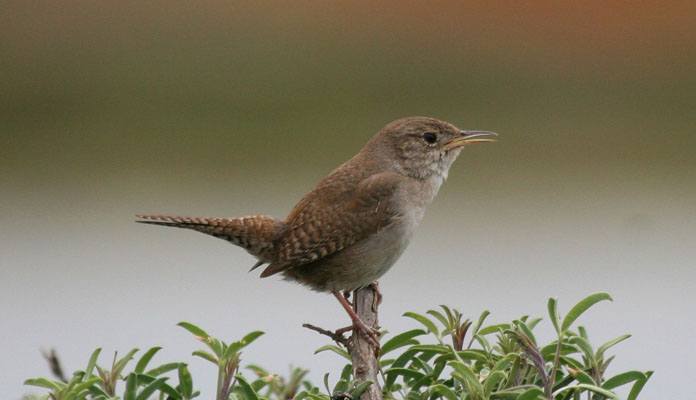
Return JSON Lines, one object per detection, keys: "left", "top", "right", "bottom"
{"left": 282, "top": 177, "right": 439, "bottom": 292}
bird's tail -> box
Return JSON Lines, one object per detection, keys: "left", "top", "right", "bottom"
{"left": 136, "top": 214, "right": 282, "bottom": 262}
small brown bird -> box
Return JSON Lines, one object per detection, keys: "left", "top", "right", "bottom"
{"left": 137, "top": 116, "right": 496, "bottom": 344}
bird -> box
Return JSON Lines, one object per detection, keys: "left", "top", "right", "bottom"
{"left": 137, "top": 116, "right": 496, "bottom": 345}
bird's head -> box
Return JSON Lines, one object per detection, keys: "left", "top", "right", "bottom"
{"left": 367, "top": 116, "right": 497, "bottom": 180}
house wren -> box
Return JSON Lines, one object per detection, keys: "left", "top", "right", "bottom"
{"left": 137, "top": 116, "right": 496, "bottom": 343}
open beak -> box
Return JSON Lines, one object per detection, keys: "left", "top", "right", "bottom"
{"left": 444, "top": 130, "right": 498, "bottom": 150}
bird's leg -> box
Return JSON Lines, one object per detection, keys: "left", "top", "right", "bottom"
{"left": 332, "top": 291, "right": 380, "bottom": 348}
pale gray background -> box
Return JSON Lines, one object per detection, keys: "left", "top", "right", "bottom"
{"left": 2, "top": 2, "right": 695, "bottom": 398}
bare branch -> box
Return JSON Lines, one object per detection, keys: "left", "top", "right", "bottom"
{"left": 349, "top": 284, "right": 382, "bottom": 400}
{"left": 302, "top": 323, "right": 350, "bottom": 348}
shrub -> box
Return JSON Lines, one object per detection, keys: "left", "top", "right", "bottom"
{"left": 24, "top": 292, "right": 651, "bottom": 400}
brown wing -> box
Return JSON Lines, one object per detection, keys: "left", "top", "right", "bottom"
{"left": 260, "top": 171, "right": 403, "bottom": 277}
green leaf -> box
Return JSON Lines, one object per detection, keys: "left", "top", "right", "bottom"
{"left": 408, "top": 344, "right": 450, "bottom": 354}
{"left": 553, "top": 383, "right": 618, "bottom": 399}
{"left": 251, "top": 379, "right": 268, "bottom": 392}
{"left": 223, "top": 342, "right": 242, "bottom": 360}
{"left": 226, "top": 332, "right": 265, "bottom": 359}
{"left": 295, "top": 391, "right": 325, "bottom": 400}
{"left": 177, "top": 322, "right": 210, "bottom": 339}
{"left": 132, "top": 373, "right": 155, "bottom": 384}
{"left": 381, "top": 329, "right": 426, "bottom": 355}
{"left": 349, "top": 381, "right": 373, "bottom": 399}
{"left": 547, "top": 297, "right": 560, "bottom": 334}
{"left": 246, "top": 364, "right": 269, "bottom": 377}
{"left": 540, "top": 341, "right": 577, "bottom": 360}
{"left": 240, "top": 331, "right": 264, "bottom": 347}
{"left": 113, "top": 348, "right": 139, "bottom": 378}
{"left": 192, "top": 350, "right": 218, "bottom": 364}
{"left": 492, "top": 353, "right": 516, "bottom": 372}
{"left": 569, "top": 368, "right": 596, "bottom": 385}
{"left": 322, "top": 372, "right": 331, "bottom": 395}
{"left": 386, "top": 349, "right": 419, "bottom": 387}
{"left": 409, "top": 356, "right": 433, "bottom": 374}
{"left": 135, "top": 347, "right": 162, "bottom": 374}
{"left": 428, "top": 384, "right": 458, "bottom": 400}
{"left": 560, "top": 355, "right": 584, "bottom": 370}
{"left": 145, "top": 362, "right": 182, "bottom": 377}
{"left": 206, "top": 338, "right": 225, "bottom": 358}
{"left": 477, "top": 323, "right": 511, "bottom": 335}
{"left": 178, "top": 364, "right": 193, "bottom": 398}
{"left": 483, "top": 370, "right": 506, "bottom": 397}
{"left": 235, "top": 375, "right": 259, "bottom": 400}
{"left": 427, "top": 309, "right": 450, "bottom": 328}
{"left": 63, "top": 372, "right": 83, "bottom": 393}
{"left": 627, "top": 371, "right": 653, "bottom": 400}
{"left": 84, "top": 348, "right": 102, "bottom": 379}
{"left": 602, "top": 370, "right": 646, "bottom": 390}
{"left": 314, "top": 345, "right": 350, "bottom": 361}
{"left": 340, "top": 364, "right": 352, "bottom": 381}
{"left": 474, "top": 334, "right": 492, "bottom": 353}
{"left": 87, "top": 384, "right": 110, "bottom": 398}
{"left": 472, "top": 310, "right": 491, "bottom": 336}
{"left": 578, "top": 326, "right": 589, "bottom": 339}
{"left": 449, "top": 361, "right": 483, "bottom": 397}
{"left": 24, "top": 377, "right": 65, "bottom": 391}
{"left": 466, "top": 309, "right": 491, "bottom": 349}
{"left": 514, "top": 320, "right": 537, "bottom": 346}
{"left": 526, "top": 317, "right": 542, "bottom": 331}
{"left": 403, "top": 312, "right": 439, "bottom": 336}
{"left": 124, "top": 373, "right": 137, "bottom": 400}
{"left": 136, "top": 377, "right": 168, "bottom": 400}
{"left": 561, "top": 292, "right": 612, "bottom": 332}
{"left": 456, "top": 349, "right": 489, "bottom": 363}
{"left": 440, "top": 305, "right": 455, "bottom": 324}
{"left": 516, "top": 387, "right": 544, "bottom": 400}
{"left": 596, "top": 334, "right": 631, "bottom": 359}
{"left": 334, "top": 378, "right": 349, "bottom": 394}
{"left": 68, "top": 377, "right": 101, "bottom": 397}
{"left": 569, "top": 336, "right": 594, "bottom": 364}
{"left": 384, "top": 368, "right": 426, "bottom": 382}
{"left": 152, "top": 380, "right": 181, "bottom": 399}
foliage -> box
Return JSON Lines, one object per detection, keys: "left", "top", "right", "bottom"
{"left": 24, "top": 293, "right": 651, "bottom": 400}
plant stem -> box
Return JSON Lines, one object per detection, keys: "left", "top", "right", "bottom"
{"left": 216, "top": 367, "right": 225, "bottom": 400}
{"left": 547, "top": 333, "right": 563, "bottom": 399}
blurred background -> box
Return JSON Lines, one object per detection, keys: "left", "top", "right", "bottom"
{"left": 2, "top": 1, "right": 695, "bottom": 398}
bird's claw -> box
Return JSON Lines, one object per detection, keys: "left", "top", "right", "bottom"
{"left": 351, "top": 318, "right": 381, "bottom": 350}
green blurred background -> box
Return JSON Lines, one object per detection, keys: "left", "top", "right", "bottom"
{"left": 2, "top": 2, "right": 695, "bottom": 398}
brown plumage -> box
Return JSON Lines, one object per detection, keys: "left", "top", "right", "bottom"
{"left": 137, "top": 116, "right": 496, "bottom": 344}
{"left": 136, "top": 214, "right": 281, "bottom": 264}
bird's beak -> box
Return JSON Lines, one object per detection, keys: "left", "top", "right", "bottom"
{"left": 444, "top": 130, "right": 498, "bottom": 150}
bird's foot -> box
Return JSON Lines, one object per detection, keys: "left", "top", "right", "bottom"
{"left": 332, "top": 290, "right": 381, "bottom": 350}
{"left": 350, "top": 318, "right": 381, "bottom": 349}
{"left": 334, "top": 322, "right": 381, "bottom": 347}
{"left": 334, "top": 325, "right": 353, "bottom": 336}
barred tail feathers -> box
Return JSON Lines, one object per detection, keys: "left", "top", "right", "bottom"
{"left": 136, "top": 214, "right": 281, "bottom": 261}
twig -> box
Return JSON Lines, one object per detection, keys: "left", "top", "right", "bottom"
{"left": 302, "top": 323, "right": 350, "bottom": 347}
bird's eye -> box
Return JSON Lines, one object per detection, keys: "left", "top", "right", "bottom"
{"left": 422, "top": 132, "right": 438, "bottom": 144}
